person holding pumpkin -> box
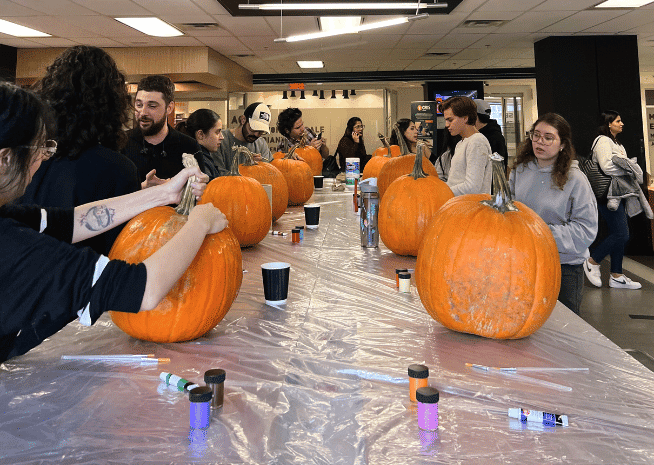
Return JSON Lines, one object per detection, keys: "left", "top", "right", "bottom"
{"left": 0, "top": 82, "right": 227, "bottom": 363}
{"left": 441, "top": 96, "right": 492, "bottom": 196}
{"left": 276, "top": 107, "right": 329, "bottom": 159}
{"left": 583, "top": 110, "right": 642, "bottom": 290}
{"left": 214, "top": 102, "right": 272, "bottom": 177}
{"left": 509, "top": 112, "right": 598, "bottom": 315}
{"left": 176, "top": 108, "right": 224, "bottom": 180}
{"left": 336, "top": 117, "right": 369, "bottom": 172}
{"left": 389, "top": 118, "right": 419, "bottom": 154}
{"left": 16, "top": 46, "right": 142, "bottom": 256}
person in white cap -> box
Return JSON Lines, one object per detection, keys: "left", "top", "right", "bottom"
{"left": 214, "top": 102, "right": 272, "bottom": 176}
{"left": 474, "top": 99, "right": 508, "bottom": 173}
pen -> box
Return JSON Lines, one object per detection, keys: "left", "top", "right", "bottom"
{"left": 271, "top": 231, "right": 288, "bottom": 236}
{"left": 61, "top": 354, "right": 169, "bottom": 363}
{"left": 466, "top": 363, "right": 572, "bottom": 392}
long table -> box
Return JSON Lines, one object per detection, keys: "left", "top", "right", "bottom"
{"left": 2, "top": 182, "right": 654, "bottom": 464}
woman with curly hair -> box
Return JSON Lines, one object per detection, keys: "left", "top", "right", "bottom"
{"left": 17, "top": 45, "right": 140, "bottom": 255}
{"left": 509, "top": 112, "right": 598, "bottom": 314}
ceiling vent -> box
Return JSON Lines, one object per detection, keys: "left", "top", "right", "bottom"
{"left": 461, "top": 19, "right": 508, "bottom": 28}
{"left": 232, "top": 54, "right": 255, "bottom": 58}
{"left": 424, "top": 52, "right": 451, "bottom": 57}
{"left": 178, "top": 23, "right": 222, "bottom": 31}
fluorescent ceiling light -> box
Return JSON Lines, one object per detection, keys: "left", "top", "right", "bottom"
{"left": 297, "top": 61, "right": 325, "bottom": 68}
{"left": 0, "top": 19, "right": 50, "bottom": 37}
{"left": 320, "top": 16, "right": 362, "bottom": 32}
{"left": 241, "top": 2, "right": 447, "bottom": 10}
{"left": 115, "top": 17, "right": 183, "bottom": 37}
{"left": 594, "top": 0, "right": 654, "bottom": 6}
{"left": 275, "top": 13, "right": 428, "bottom": 43}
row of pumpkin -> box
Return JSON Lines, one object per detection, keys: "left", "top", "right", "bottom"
{"left": 106, "top": 126, "right": 561, "bottom": 344}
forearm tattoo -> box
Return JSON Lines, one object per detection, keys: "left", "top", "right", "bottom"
{"left": 79, "top": 205, "right": 115, "bottom": 231}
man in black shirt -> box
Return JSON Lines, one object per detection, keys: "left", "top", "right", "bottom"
{"left": 475, "top": 99, "right": 509, "bottom": 173}
{"left": 122, "top": 75, "right": 203, "bottom": 187}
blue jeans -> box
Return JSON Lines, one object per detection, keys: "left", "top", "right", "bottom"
{"left": 559, "top": 264, "right": 583, "bottom": 315}
{"left": 591, "top": 202, "right": 629, "bottom": 274}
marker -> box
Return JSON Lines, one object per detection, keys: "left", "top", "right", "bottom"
{"left": 466, "top": 363, "right": 572, "bottom": 392}
{"left": 508, "top": 408, "right": 569, "bottom": 427}
{"left": 271, "top": 231, "right": 288, "bottom": 236}
{"left": 61, "top": 354, "right": 169, "bottom": 363}
{"left": 160, "top": 372, "right": 200, "bottom": 392}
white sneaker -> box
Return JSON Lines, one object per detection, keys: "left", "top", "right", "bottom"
{"left": 609, "top": 275, "right": 642, "bottom": 289}
{"left": 583, "top": 258, "right": 602, "bottom": 287}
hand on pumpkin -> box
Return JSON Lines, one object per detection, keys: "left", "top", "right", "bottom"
{"left": 189, "top": 203, "right": 229, "bottom": 234}
{"left": 165, "top": 167, "right": 209, "bottom": 202}
{"left": 252, "top": 153, "right": 264, "bottom": 162}
{"left": 141, "top": 169, "right": 169, "bottom": 190}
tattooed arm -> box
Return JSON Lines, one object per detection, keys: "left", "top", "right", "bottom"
{"left": 71, "top": 167, "right": 209, "bottom": 244}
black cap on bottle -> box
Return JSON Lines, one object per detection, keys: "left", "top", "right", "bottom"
{"left": 204, "top": 369, "right": 226, "bottom": 384}
{"left": 189, "top": 386, "right": 213, "bottom": 403}
{"left": 408, "top": 364, "right": 429, "bottom": 379}
{"left": 416, "top": 387, "right": 439, "bottom": 403}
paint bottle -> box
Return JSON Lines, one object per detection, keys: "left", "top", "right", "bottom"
{"left": 508, "top": 408, "right": 569, "bottom": 426}
{"left": 408, "top": 364, "right": 429, "bottom": 402}
{"left": 189, "top": 386, "right": 213, "bottom": 429}
{"left": 395, "top": 269, "right": 408, "bottom": 288}
{"left": 353, "top": 178, "right": 359, "bottom": 212}
{"left": 399, "top": 272, "right": 411, "bottom": 293}
{"left": 292, "top": 228, "right": 300, "bottom": 243}
{"left": 416, "top": 387, "right": 439, "bottom": 431}
{"left": 160, "top": 371, "right": 199, "bottom": 392}
{"left": 204, "top": 369, "right": 226, "bottom": 410}
{"left": 295, "top": 226, "right": 304, "bottom": 240}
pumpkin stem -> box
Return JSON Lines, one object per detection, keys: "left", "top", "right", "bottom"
{"left": 378, "top": 133, "right": 393, "bottom": 157}
{"left": 228, "top": 147, "right": 249, "bottom": 177}
{"left": 233, "top": 145, "right": 258, "bottom": 167}
{"left": 393, "top": 123, "right": 410, "bottom": 156}
{"left": 409, "top": 141, "right": 429, "bottom": 180}
{"left": 284, "top": 144, "right": 301, "bottom": 160}
{"left": 480, "top": 152, "right": 518, "bottom": 213}
{"left": 174, "top": 153, "right": 199, "bottom": 215}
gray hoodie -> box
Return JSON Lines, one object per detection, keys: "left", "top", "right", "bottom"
{"left": 509, "top": 160, "right": 598, "bottom": 265}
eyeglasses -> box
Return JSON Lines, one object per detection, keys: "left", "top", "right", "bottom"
{"left": 529, "top": 131, "right": 557, "bottom": 146}
{"left": 353, "top": 124, "right": 365, "bottom": 129}
{"left": 19, "top": 140, "right": 58, "bottom": 160}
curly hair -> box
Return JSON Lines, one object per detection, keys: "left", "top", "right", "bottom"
{"left": 277, "top": 107, "right": 302, "bottom": 138}
{"left": 35, "top": 46, "right": 130, "bottom": 160}
{"left": 513, "top": 112, "right": 576, "bottom": 190}
{"left": 137, "top": 75, "right": 175, "bottom": 105}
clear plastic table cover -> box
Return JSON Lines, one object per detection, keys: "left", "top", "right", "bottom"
{"left": 2, "top": 180, "right": 654, "bottom": 464}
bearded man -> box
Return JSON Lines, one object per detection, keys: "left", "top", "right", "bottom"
{"left": 122, "top": 75, "right": 203, "bottom": 188}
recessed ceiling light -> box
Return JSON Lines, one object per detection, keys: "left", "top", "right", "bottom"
{"left": 115, "top": 17, "right": 183, "bottom": 37}
{"left": 319, "top": 16, "right": 362, "bottom": 32}
{"left": 594, "top": 0, "right": 654, "bottom": 7}
{"left": 241, "top": 2, "right": 447, "bottom": 10}
{"left": 297, "top": 61, "right": 325, "bottom": 68}
{"left": 0, "top": 19, "right": 50, "bottom": 37}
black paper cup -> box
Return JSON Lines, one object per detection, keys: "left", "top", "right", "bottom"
{"left": 313, "top": 176, "right": 324, "bottom": 188}
{"left": 304, "top": 204, "right": 320, "bottom": 229}
{"left": 261, "top": 262, "right": 290, "bottom": 305}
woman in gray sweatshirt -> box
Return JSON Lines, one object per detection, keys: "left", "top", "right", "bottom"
{"left": 509, "top": 113, "right": 598, "bottom": 315}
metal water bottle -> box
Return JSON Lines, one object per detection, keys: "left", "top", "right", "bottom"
{"left": 359, "top": 181, "right": 379, "bottom": 248}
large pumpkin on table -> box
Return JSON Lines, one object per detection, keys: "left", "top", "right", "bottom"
{"left": 295, "top": 135, "right": 323, "bottom": 177}
{"left": 271, "top": 148, "right": 314, "bottom": 206}
{"left": 236, "top": 147, "right": 289, "bottom": 223}
{"left": 371, "top": 132, "right": 400, "bottom": 158}
{"left": 108, "top": 200, "right": 242, "bottom": 343}
{"left": 378, "top": 143, "right": 453, "bottom": 256}
{"left": 199, "top": 152, "right": 272, "bottom": 247}
{"left": 362, "top": 133, "right": 395, "bottom": 180}
{"left": 415, "top": 154, "right": 560, "bottom": 339}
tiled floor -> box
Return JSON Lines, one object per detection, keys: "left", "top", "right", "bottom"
{"left": 580, "top": 256, "right": 654, "bottom": 371}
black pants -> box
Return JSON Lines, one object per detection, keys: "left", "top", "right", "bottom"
{"left": 559, "top": 263, "right": 584, "bottom": 315}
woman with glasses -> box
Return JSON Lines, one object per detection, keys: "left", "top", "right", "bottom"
{"left": 441, "top": 96, "right": 492, "bottom": 196}
{"left": 583, "top": 111, "right": 642, "bottom": 290}
{"left": 16, "top": 45, "right": 142, "bottom": 255}
{"left": 336, "top": 117, "right": 369, "bottom": 172}
{"left": 509, "top": 113, "right": 598, "bottom": 314}
{"left": 0, "top": 81, "right": 225, "bottom": 363}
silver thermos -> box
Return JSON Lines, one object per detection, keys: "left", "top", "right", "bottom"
{"left": 359, "top": 181, "right": 379, "bottom": 248}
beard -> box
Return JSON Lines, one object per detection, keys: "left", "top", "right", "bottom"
{"left": 139, "top": 114, "right": 167, "bottom": 137}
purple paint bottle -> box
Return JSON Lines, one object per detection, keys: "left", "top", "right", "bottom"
{"left": 189, "top": 386, "right": 213, "bottom": 429}
{"left": 416, "top": 387, "right": 439, "bottom": 431}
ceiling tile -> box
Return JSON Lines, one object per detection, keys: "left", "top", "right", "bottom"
{"left": 0, "top": 0, "right": 42, "bottom": 15}
{"left": 215, "top": 16, "right": 276, "bottom": 36}
{"left": 71, "top": 0, "right": 150, "bottom": 16}
{"left": 131, "top": 0, "right": 207, "bottom": 17}
{"left": 476, "top": 0, "right": 543, "bottom": 12}
{"left": 541, "top": 11, "right": 626, "bottom": 34}
{"left": 495, "top": 11, "right": 574, "bottom": 34}
{"left": 10, "top": 0, "right": 96, "bottom": 16}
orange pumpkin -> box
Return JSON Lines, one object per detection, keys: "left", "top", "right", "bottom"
{"left": 272, "top": 151, "right": 285, "bottom": 160}
{"left": 271, "top": 147, "right": 314, "bottom": 206}
{"left": 295, "top": 133, "right": 323, "bottom": 176}
{"left": 237, "top": 147, "right": 289, "bottom": 223}
{"left": 362, "top": 134, "right": 394, "bottom": 180}
{"left": 378, "top": 143, "right": 453, "bottom": 256}
{"left": 108, "top": 200, "right": 242, "bottom": 343}
{"left": 199, "top": 152, "right": 272, "bottom": 247}
{"left": 415, "top": 154, "right": 561, "bottom": 339}
{"left": 377, "top": 153, "right": 438, "bottom": 199}
{"left": 372, "top": 133, "right": 400, "bottom": 158}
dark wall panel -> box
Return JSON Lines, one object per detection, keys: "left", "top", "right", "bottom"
{"left": 0, "top": 45, "right": 17, "bottom": 83}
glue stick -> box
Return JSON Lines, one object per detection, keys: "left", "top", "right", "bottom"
{"left": 408, "top": 364, "right": 429, "bottom": 402}
{"left": 160, "top": 372, "right": 199, "bottom": 392}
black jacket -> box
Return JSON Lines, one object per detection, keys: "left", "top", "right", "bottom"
{"left": 479, "top": 119, "right": 508, "bottom": 170}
